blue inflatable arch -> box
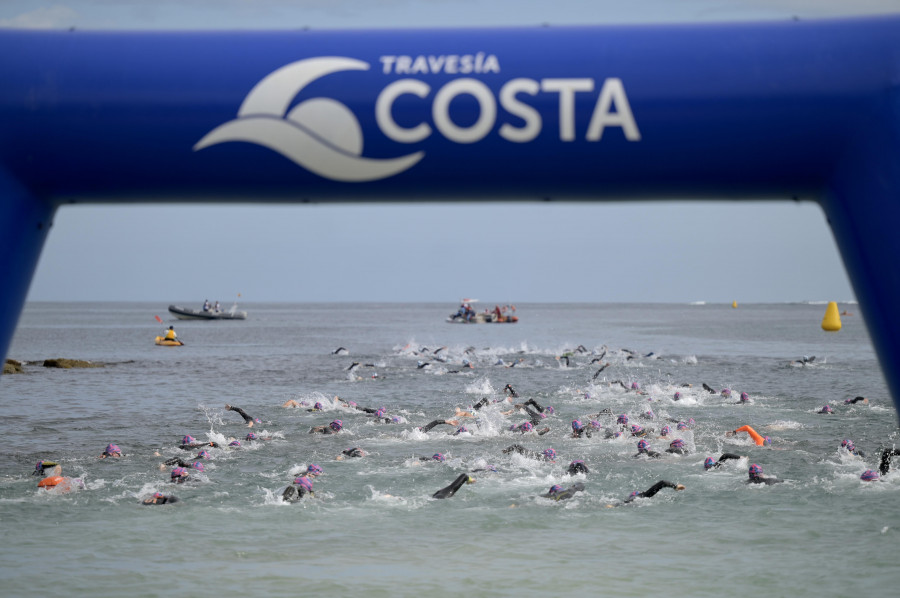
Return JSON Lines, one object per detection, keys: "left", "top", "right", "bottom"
{"left": 1, "top": 17, "right": 899, "bottom": 419}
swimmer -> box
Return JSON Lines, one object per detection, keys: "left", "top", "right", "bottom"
{"left": 635, "top": 439, "right": 662, "bottom": 459}
{"left": 844, "top": 396, "right": 869, "bottom": 405}
{"left": 840, "top": 439, "right": 866, "bottom": 458}
{"left": 225, "top": 404, "right": 259, "bottom": 427}
{"left": 541, "top": 482, "right": 585, "bottom": 501}
{"left": 720, "top": 388, "right": 732, "bottom": 398}
{"left": 502, "top": 445, "right": 556, "bottom": 462}
{"left": 418, "top": 419, "right": 459, "bottom": 433}
{"left": 308, "top": 401, "right": 326, "bottom": 412}
{"left": 33, "top": 460, "right": 61, "bottom": 477}
{"left": 170, "top": 466, "right": 191, "bottom": 483}
{"left": 282, "top": 475, "right": 314, "bottom": 502}
{"left": 331, "top": 347, "right": 348, "bottom": 355}
{"left": 673, "top": 391, "right": 682, "bottom": 401}
{"left": 658, "top": 425, "right": 672, "bottom": 438}
{"left": 878, "top": 447, "right": 900, "bottom": 475}
{"left": 567, "top": 460, "right": 590, "bottom": 475}
{"left": 281, "top": 399, "right": 307, "bottom": 408}
{"left": 472, "top": 397, "right": 490, "bottom": 411}
{"left": 592, "top": 363, "right": 610, "bottom": 380}
{"left": 624, "top": 480, "right": 685, "bottom": 503}
{"left": 818, "top": 405, "right": 834, "bottom": 414}
{"left": 639, "top": 409, "right": 656, "bottom": 420}
{"left": 336, "top": 447, "right": 367, "bottom": 460}
{"left": 142, "top": 492, "right": 180, "bottom": 505}
{"left": 432, "top": 473, "right": 475, "bottom": 499}
{"left": 453, "top": 407, "right": 476, "bottom": 418}
{"left": 504, "top": 384, "right": 519, "bottom": 398}
{"left": 728, "top": 425, "right": 770, "bottom": 446}
{"left": 861, "top": 469, "right": 881, "bottom": 482}
{"left": 703, "top": 453, "right": 745, "bottom": 470}
{"left": 309, "top": 419, "right": 344, "bottom": 434}
{"left": 420, "top": 453, "right": 447, "bottom": 463}
{"left": 162, "top": 458, "right": 207, "bottom": 471}
{"left": 665, "top": 438, "right": 689, "bottom": 455}
{"left": 509, "top": 421, "right": 535, "bottom": 434}
{"left": 702, "top": 383, "right": 716, "bottom": 394}
{"left": 631, "top": 424, "right": 653, "bottom": 437}
{"left": 571, "top": 419, "right": 591, "bottom": 438}
{"left": 99, "top": 443, "right": 122, "bottom": 458}
{"left": 790, "top": 355, "right": 816, "bottom": 366}
{"left": 738, "top": 392, "right": 750, "bottom": 404}
{"left": 747, "top": 463, "right": 783, "bottom": 485}
{"left": 179, "top": 435, "right": 220, "bottom": 450}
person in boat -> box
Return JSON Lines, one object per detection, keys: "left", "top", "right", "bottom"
{"left": 309, "top": 419, "right": 343, "bottom": 434}
{"left": 143, "top": 492, "right": 180, "bottom": 505}
{"left": 225, "top": 404, "right": 259, "bottom": 427}
{"left": 747, "top": 463, "right": 784, "bottom": 485}
{"left": 214, "top": 300, "right": 221, "bottom": 312}
{"left": 99, "top": 443, "right": 123, "bottom": 458}
{"left": 202, "top": 299, "right": 210, "bottom": 312}
{"left": 540, "top": 482, "right": 585, "bottom": 502}
{"left": 163, "top": 325, "right": 177, "bottom": 341}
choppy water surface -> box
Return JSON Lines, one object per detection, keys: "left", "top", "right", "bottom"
{"left": 2, "top": 302, "right": 898, "bottom": 597}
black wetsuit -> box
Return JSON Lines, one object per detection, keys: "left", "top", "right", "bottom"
{"left": 342, "top": 448, "right": 365, "bottom": 458}
{"left": 572, "top": 427, "right": 592, "bottom": 439}
{"left": 666, "top": 446, "right": 689, "bottom": 455}
{"left": 164, "top": 458, "right": 200, "bottom": 468}
{"left": 282, "top": 483, "right": 313, "bottom": 502}
{"left": 225, "top": 405, "right": 254, "bottom": 424}
{"left": 504, "top": 384, "right": 519, "bottom": 398}
{"left": 748, "top": 475, "right": 784, "bottom": 485}
{"left": 702, "top": 383, "right": 716, "bottom": 394}
{"left": 566, "top": 461, "right": 590, "bottom": 475}
{"left": 635, "top": 449, "right": 662, "bottom": 459}
{"left": 846, "top": 396, "right": 867, "bottom": 404}
{"left": 541, "top": 482, "right": 585, "bottom": 501}
{"left": 433, "top": 473, "right": 472, "bottom": 499}
{"left": 419, "top": 420, "right": 452, "bottom": 433}
{"left": 524, "top": 406, "right": 546, "bottom": 427}
{"left": 502, "top": 444, "right": 551, "bottom": 460}
{"left": 179, "top": 442, "right": 219, "bottom": 450}
{"left": 624, "top": 480, "right": 680, "bottom": 503}
{"left": 142, "top": 495, "right": 179, "bottom": 505}
{"left": 472, "top": 398, "right": 490, "bottom": 411}
{"left": 708, "top": 453, "right": 743, "bottom": 469}
{"left": 879, "top": 448, "right": 900, "bottom": 475}
{"left": 309, "top": 426, "right": 339, "bottom": 435}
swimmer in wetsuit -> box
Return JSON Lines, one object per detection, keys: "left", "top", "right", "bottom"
{"left": 225, "top": 404, "right": 259, "bottom": 427}
{"left": 878, "top": 447, "right": 900, "bottom": 475}
{"left": 418, "top": 419, "right": 459, "bottom": 433}
{"left": 703, "top": 453, "right": 745, "bottom": 470}
{"left": 99, "top": 443, "right": 123, "bottom": 458}
{"left": 747, "top": 463, "right": 783, "bottom": 485}
{"left": 844, "top": 396, "right": 869, "bottom": 405}
{"left": 282, "top": 475, "right": 314, "bottom": 502}
{"left": 620, "top": 480, "right": 686, "bottom": 504}
{"left": 179, "top": 435, "right": 220, "bottom": 450}
{"left": 309, "top": 420, "right": 344, "bottom": 434}
{"left": 541, "top": 482, "right": 585, "bottom": 501}
{"left": 665, "top": 439, "right": 689, "bottom": 455}
{"left": 567, "top": 460, "right": 590, "bottom": 475}
{"left": 336, "top": 447, "right": 367, "bottom": 460}
{"left": 142, "top": 492, "right": 180, "bottom": 505}
{"left": 503, "top": 445, "right": 557, "bottom": 462}
{"left": 571, "top": 420, "right": 592, "bottom": 438}
{"left": 504, "top": 384, "right": 519, "bottom": 398}
{"left": 634, "top": 439, "right": 662, "bottom": 459}
{"left": 433, "top": 473, "right": 475, "bottom": 499}
{"left": 840, "top": 439, "right": 865, "bottom": 458}
{"left": 33, "top": 460, "right": 61, "bottom": 477}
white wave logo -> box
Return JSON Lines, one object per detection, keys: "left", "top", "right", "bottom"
{"left": 194, "top": 57, "right": 424, "bottom": 182}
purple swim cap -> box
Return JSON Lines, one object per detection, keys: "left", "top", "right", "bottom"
{"left": 688, "top": 418, "right": 695, "bottom": 425}
{"left": 35, "top": 460, "right": 44, "bottom": 472}
{"left": 542, "top": 448, "right": 557, "bottom": 461}
{"left": 721, "top": 388, "right": 732, "bottom": 397}
{"left": 637, "top": 439, "right": 650, "bottom": 452}
{"left": 748, "top": 463, "right": 763, "bottom": 478}
{"left": 548, "top": 484, "right": 563, "bottom": 495}
{"left": 254, "top": 418, "right": 262, "bottom": 424}
{"left": 432, "top": 453, "right": 445, "bottom": 462}
{"left": 670, "top": 438, "right": 685, "bottom": 449}
{"left": 572, "top": 419, "right": 584, "bottom": 431}
{"left": 590, "top": 420, "right": 602, "bottom": 430}
{"left": 544, "top": 406, "right": 555, "bottom": 415}
{"left": 330, "top": 419, "right": 343, "bottom": 431}
{"left": 821, "top": 405, "right": 833, "bottom": 413}
{"left": 229, "top": 440, "right": 241, "bottom": 447}
{"left": 307, "top": 463, "right": 323, "bottom": 476}
{"left": 105, "top": 444, "right": 121, "bottom": 455}
{"left": 841, "top": 439, "right": 852, "bottom": 448}
{"left": 374, "top": 408, "right": 386, "bottom": 418}
{"left": 740, "top": 392, "right": 749, "bottom": 402}
{"left": 617, "top": 414, "right": 629, "bottom": 425}
{"left": 660, "top": 425, "right": 671, "bottom": 436}
{"left": 519, "top": 422, "right": 533, "bottom": 432}
{"left": 153, "top": 492, "right": 165, "bottom": 499}
{"left": 861, "top": 469, "right": 880, "bottom": 481}
{"left": 763, "top": 436, "right": 772, "bottom": 445}
{"left": 676, "top": 421, "right": 688, "bottom": 430}
{"left": 644, "top": 409, "right": 655, "bottom": 419}
{"left": 314, "top": 402, "right": 324, "bottom": 410}
{"left": 630, "top": 424, "right": 644, "bottom": 435}
{"left": 182, "top": 435, "right": 196, "bottom": 445}
{"left": 246, "top": 432, "right": 258, "bottom": 441}
{"left": 196, "top": 450, "right": 211, "bottom": 460}
{"left": 191, "top": 461, "right": 205, "bottom": 471}
{"left": 454, "top": 426, "right": 469, "bottom": 435}
{"left": 294, "top": 476, "right": 314, "bottom": 491}
{"left": 674, "top": 392, "right": 682, "bottom": 400}
{"left": 704, "top": 457, "right": 716, "bottom": 470}
{"left": 391, "top": 416, "right": 402, "bottom": 423}
{"left": 171, "top": 467, "right": 187, "bottom": 478}
{"left": 631, "top": 382, "right": 640, "bottom": 390}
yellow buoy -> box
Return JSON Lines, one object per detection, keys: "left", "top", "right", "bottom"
{"left": 821, "top": 301, "right": 842, "bottom": 331}
{"left": 732, "top": 300, "right": 738, "bottom": 308}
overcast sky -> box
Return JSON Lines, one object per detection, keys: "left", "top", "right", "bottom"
{"left": 6, "top": 0, "right": 897, "bottom": 304}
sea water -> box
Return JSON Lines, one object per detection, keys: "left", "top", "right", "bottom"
{"left": 1, "top": 302, "right": 898, "bottom": 597}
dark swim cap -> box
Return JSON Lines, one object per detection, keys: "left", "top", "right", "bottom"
{"left": 740, "top": 392, "right": 749, "bottom": 402}
{"left": 314, "top": 402, "right": 323, "bottom": 410}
